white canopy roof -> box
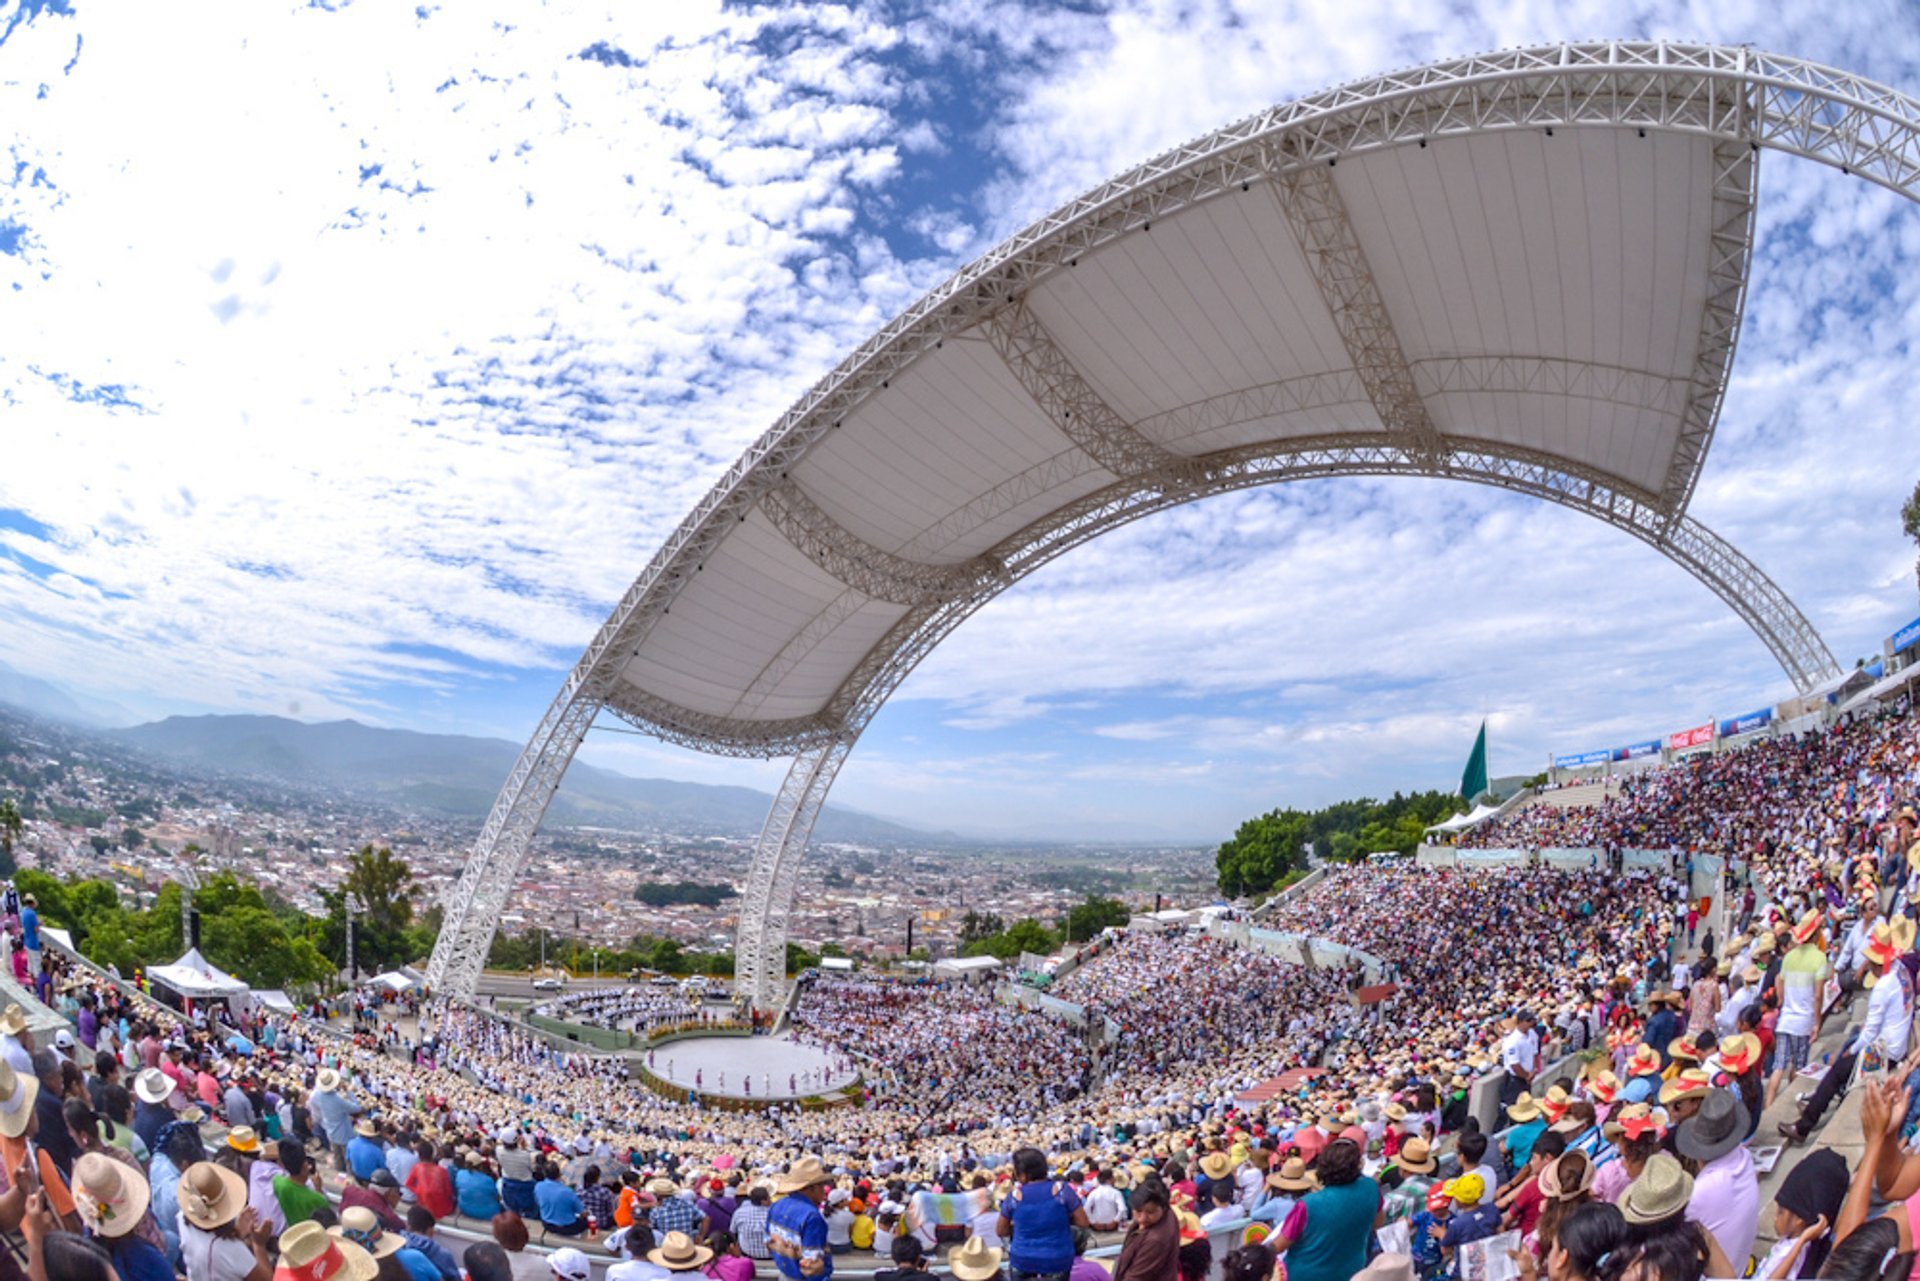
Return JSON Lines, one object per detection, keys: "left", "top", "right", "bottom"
{"left": 1430, "top": 802, "right": 1505, "bottom": 833}
{"left": 571, "top": 44, "right": 1885, "bottom": 762}
{"left": 1838, "top": 664, "right": 1920, "bottom": 714}
{"left": 253, "top": 989, "right": 297, "bottom": 1014}
{"left": 147, "top": 948, "right": 249, "bottom": 999}
{"left": 932, "top": 956, "right": 1002, "bottom": 973}
{"left": 365, "top": 971, "right": 421, "bottom": 992}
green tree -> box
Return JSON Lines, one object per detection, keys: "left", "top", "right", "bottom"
{"left": 963, "top": 917, "right": 1058, "bottom": 961}
{"left": 0, "top": 798, "right": 20, "bottom": 877}
{"left": 957, "top": 910, "right": 1004, "bottom": 945}
{"left": 1906, "top": 479, "right": 1920, "bottom": 595}
{"left": 321, "top": 846, "right": 420, "bottom": 975}
{"left": 1063, "top": 896, "right": 1130, "bottom": 943}
{"left": 120, "top": 827, "right": 144, "bottom": 851}
{"left": 201, "top": 906, "right": 332, "bottom": 989}
{"left": 1215, "top": 810, "right": 1310, "bottom": 897}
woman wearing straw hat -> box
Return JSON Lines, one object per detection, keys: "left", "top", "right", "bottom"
{"left": 1613, "top": 1153, "right": 1735, "bottom": 1280}
{"left": 73, "top": 1150, "right": 172, "bottom": 1281}
{"left": 948, "top": 1237, "right": 1007, "bottom": 1281}
{"left": 274, "top": 1220, "right": 378, "bottom": 1281}
{"left": 650, "top": 1229, "right": 717, "bottom": 1274}
{"left": 177, "top": 1159, "right": 272, "bottom": 1281}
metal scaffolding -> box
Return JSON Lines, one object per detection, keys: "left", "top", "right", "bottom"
{"left": 423, "top": 40, "right": 1914, "bottom": 1003}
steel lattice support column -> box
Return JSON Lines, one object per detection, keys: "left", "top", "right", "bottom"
{"left": 734, "top": 738, "right": 852, "bottom": 1013}
{"left": 423, "top": 684, "right": 601, "bottom": 998}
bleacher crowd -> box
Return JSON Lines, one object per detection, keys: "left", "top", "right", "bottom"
{"left": 0, "top": 695, "right": 1914, "bottom": 1281}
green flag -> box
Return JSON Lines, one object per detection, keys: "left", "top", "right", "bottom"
{"left": 1461, "top": 720, "right": 1488, "bottom": 802}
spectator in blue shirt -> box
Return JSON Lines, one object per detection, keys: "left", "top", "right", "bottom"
{"left": 455, "top": 1151, "right": 504, "bottom": 1222}
{"left": 769, "top": 1157, "right": 836, "bottom": 1281}
{"left": 19, "top": 894, "right": 40, "bottom": 976}
{"left": 403, "top": 1205, "right": 463, "bottom": 1281}
{"left": 997, "top": 1147, "right": 1089, "bottom": 1281}
{"left": 533, "top": 1159, "right": 589, "bottom": 1236}
{"left": 347, "top": 1118, "right": 388, "bottom": 1182}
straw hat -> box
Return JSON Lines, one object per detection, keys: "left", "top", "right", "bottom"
{"left": 1658, "top": 1069, "right": 1712, "bottom": 1106}
{"left": 1619, "top": 1153, "right": 1693, "bottom": 1224}
{"left": 134, "top": 1068, "right": 173, "bottom": 1106}
{"left": 950, "top": 1236, "right": 1006, "bottom": 1281}
{"left": 330, "top": 1206, "right": 403, "bottom": 1259}
{"left": 72, "top": 1152, "right": 150, "bottom": 1239}
{"left": 1538, "top": 1152, "right": 1595, "bottom": 1201}
{"left": 314, "top": 1068, "right": 342, "bottom": 1093}
{"left": 1266, "top": 1157, "right": 1314, "bottom": 1193}
{"left": 1602, "top": 1103, "right": 1667, "bottom": 1143}
{"left": 0, "top": 1060, "right": 39, "bottom": 1139}
{"left": 1791, "top": 910, "right": 1823, "bottom": 945}
{"left": 1715, "top": 1033, "right": 1762, "bottom": 1076}
{"left": 353, "top": 1119, "right": 378, "bottom": 1139}
{"left": 1624, "top": 1044, "right": 1661, "bottom": 1078}
{"left": 775, "top": 1157, "right": 833, "bottom": 1195}
{"left": 1750, "top": 934, "right": 1776, "bottom": 957}
{"left": 227, "top": 1126, "right": 261, "bottom": 1154}
{"left": 1505, "top": 1093, "right": 1542, "bottom": 1123}
{"left": 278, "top": 1220, "right": 378, "bottom": 1281}
{"left": 1866, "top": 917, "right": 1918, "bottom": 968}
{"left": 648, "top": 1230, "right": 716, "bottom": 1272}
{"left": 0, "top": 1005, "right": 26, "bottom": 1037}
{"left": 1587, "top": 1070, "right": 1621, "bottom": 1105}
{"left": 1198, "top": 1151, "right": 1234, "bottom": 1180}
{"left": 1540, "top": 1086, "right": 1573, "bottom": 1122}
{"left": 1396, "top": 1138, "right": 1436, "bottom": 1175}
{"left": 180, "top": 1161, "right": 248, "bottom": 1231}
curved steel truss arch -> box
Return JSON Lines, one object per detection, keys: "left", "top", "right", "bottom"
{"left": 425, "top": 39, "right": 1915, "bottom": 1001}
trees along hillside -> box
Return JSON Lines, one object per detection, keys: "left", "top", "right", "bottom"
{"left": 1215, "top": 790, "right": 1466, "bottom": 897}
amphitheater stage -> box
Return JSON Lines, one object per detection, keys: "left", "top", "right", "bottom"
{"left": 645, "top": 1033, "right": 858, "bottom": 1101}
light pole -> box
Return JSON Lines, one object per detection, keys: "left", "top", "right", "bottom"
{"left": 344, "top": 893, "right": 362, "bottom": 982}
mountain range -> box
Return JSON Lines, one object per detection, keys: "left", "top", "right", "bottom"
{"left": 110, "top": 714, "right": 938, "bottom": 845}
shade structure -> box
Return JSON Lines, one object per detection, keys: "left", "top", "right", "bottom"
{"left": 426, "top": 41, "right": 1920, "bottom": 1005}
{"left": 147, "top": 947, "right": 248, "bottom": 1000}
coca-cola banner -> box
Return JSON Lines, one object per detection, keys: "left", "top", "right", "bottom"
{"left": 1666, "top": 723, "right": 1715, "bottom": 750}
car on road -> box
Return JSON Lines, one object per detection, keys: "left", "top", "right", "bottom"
{"left": 531, "top": 976, "right": 565, "bottom": 992}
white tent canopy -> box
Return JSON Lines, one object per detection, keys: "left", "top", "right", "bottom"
{"left": 252, "top": 989, "right": 297, "bottom": 1015}
{"left": 146, "top": 948, "right": 249, "bottom": 999}
{"left": 365, "top": 970, "right": 422, "bottom": 993}
{"left": 1838, "top": 664, "right": 1920, "bottom": 714}
{"left": 1430, "top": 802, "right": 1504, "bottom": 834}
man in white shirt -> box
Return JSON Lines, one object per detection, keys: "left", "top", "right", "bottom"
{"left": 1780, "top": 915, "right": 1913, "bottom": 1142}
{"left": 1083, "top": 1170, "right": 1126, "bottom": 1231}
{"left": 1498, "top": 1011, "right": 1539, "bottom": 1105}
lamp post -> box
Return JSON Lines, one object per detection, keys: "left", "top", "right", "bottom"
{"left": 344, "top": 892, "right": 362, "bottom": 981}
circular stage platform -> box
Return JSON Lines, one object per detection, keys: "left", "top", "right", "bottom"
{"left": 645, "top": 1033, "right": 858, "bottom": 1102}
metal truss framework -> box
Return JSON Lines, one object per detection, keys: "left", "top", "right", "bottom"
{"left": 722, "top": 433, "right": 1842, "bottom": 1004}
{"left": 1266, "top": 154, "right": 1447, "bottom": 461}
{"left": 427, "top": 41, "right": 1917, "bottom": 1001}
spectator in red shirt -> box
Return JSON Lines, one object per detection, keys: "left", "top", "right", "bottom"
{"left": 406, "top": 1140, "right": 456, "bottom": 1221}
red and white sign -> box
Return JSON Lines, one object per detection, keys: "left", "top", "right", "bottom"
{"left": 1666, "top": 723, "right": 1715, "bottom": 750}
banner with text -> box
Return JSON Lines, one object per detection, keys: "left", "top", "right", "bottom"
{"left": 1614, "top": 740, "right": 1661, "bottom": 762}
{"left": 1895, "top": 614, "right": 1920, "bottom": 656}
{"left": 1667, "top": 723, "right": 1715, "bottom": 750}
{"left": 1554, "top": 749, "right": 1613, "bottom": 769}
{"left": 1717, "top": 708, "right": 1772, "bottom": 738}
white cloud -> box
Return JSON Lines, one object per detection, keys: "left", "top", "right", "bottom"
{"left": 3, "top": 0, "right": 1920, "bottom": 840}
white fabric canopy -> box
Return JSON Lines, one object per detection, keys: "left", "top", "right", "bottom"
{"left": 146, "top": 947, "right": 249, "bottom": 998}
{"left": 252, "top": 989, "right": 296, "bottom": 1014}
{"left": 365, "top": 970, "right": 421, "bottom": 993}
{"left": 1431, "top": 802, "right": 1504, "bottom": 834}
{"left": 1838, "top": 664, "right": 1920, "bottom": 714}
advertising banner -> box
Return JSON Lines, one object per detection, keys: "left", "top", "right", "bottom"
{"left": 1553, "top": 749, "right": 1612, "bottom": 769}
{"left": 1666, "top": 723, "right": 1714, "bottom": 750}
{"left": 1895, "top": 614, "right": 1920, "bottom": 656}
{"left": 1614, "top": 740, "right": 1661, "bottom": 761}
{"left": 1717, "top": 708, "right": 1772, "bottom": 738}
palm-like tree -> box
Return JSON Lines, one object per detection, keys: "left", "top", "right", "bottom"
{"left": 1905, "top": 480, "right": 1920, "bottom": 598}
{"left": 0, "top": 799, "right": 21, "bottom": 871}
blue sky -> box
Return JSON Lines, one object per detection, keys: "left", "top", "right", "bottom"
{"left": 3, "top": 1, "right": 1920, "bottom": 842}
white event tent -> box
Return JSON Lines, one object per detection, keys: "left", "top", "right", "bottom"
{"left": 146, "top": 947, "right": 249, "bottom": 1000}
